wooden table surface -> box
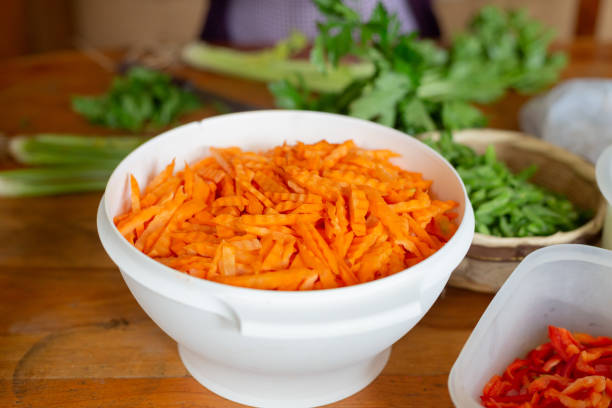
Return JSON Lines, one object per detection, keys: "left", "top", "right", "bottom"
{"left": 1, "top": 39, "right": 611, "bottom": 408}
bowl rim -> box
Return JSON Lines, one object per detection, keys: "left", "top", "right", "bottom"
{"left": 99, "top": 110, "right": 475, "bottom": 300}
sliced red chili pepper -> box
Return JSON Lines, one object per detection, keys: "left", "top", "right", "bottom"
{"left": 528, "top": 375, "right": 571, "bottom": 393}
{"left": 481, "top": 327, "right": 612, "bottom": 408}
{"left": 592, "top": 365, "right": 612, "bottom": 377}
{"left": 549, "top": 326, "right": 582, "bottom": 362}
{"left": 506, "top": 359, "right": 530, "bottom": 379}
{"left": 483, "top": 375, "right": 515, "bottom": 398}
{"left": 574, "top": 333, "right": 612, "bottom": 348}
{"left": 483, "top": 400, "right": 532, "bottom": 408}
{"left": 542, "top": 356, "right": 563, "bottom": 373}
{"left": 593, "top": 357, "right": 612, "bottom": 365}
{"left": 595, "top": 393, "right": 611, "bottom": 408}
{"left": 490, "top": 394, "right": 532, "bottom": 403}
{"left": 528, "top": 342, "right": 555, "bottom": 366}
{"left": 560, "top": 353, "right": 580, "bottom": 378}
{"left": 591, "top": 346, "right": 612, "bottom": 358}
{"left": 537, "top": 395, "right": 564, "bottom": 408}
{"left": 587, "top": 390, "right": 604, "bottom": 407}
{"left": 543, "top": 388, "right": 591, "bottom": 408}
{"left": 562, "top": 376, "right": 606, "bottom": 395}
{"left": 530, "top": 391, "right": 541, "bottom": 405}
{"left": 583, "top": 349, "right": 606, "bottom": 363}
{"left": 575, "top": 352, "right": 596, "bottom": 375}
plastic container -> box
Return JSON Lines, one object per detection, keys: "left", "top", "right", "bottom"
{"left": 449, "top": 244, "right": 612, "bottom": 407}
{"left": 97, "top": 110, "right": 475, "bottom": 408}
{"left": 596, "top": 145, "right": 612, "bottom": 250}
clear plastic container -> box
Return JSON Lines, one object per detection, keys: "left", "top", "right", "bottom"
{"left": 596, "top": 145, "right": 612, "bottom": 250}
{"left": 448, "top": 244, "right": 612, "bottom": 407}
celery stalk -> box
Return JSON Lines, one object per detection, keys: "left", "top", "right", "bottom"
{"left": 0, "top": 134, "right": 144, "bottom": 197}
{"left": 0, "top": 165, "right": 115, "bottom": 197}
{"left": 9, "top": 134, "right": 145, "bottom": 165}
{"left": 181, "top": 35, "right": 374, "bottom": 93}
{"left": 0, "top": 178, "right": 109, "bottom": 197}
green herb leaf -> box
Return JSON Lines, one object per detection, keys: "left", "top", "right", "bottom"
{"left": 441, "top": 101, "right": 487, "bottom": 130}
{"left": 399, "top": 96, "right": 436, "bottom": 135}
{"left": 72, "top": 67, "right": 203, "bottom": 131}
{"left": 348, "top": 71, "right": 412, "bottom": 126}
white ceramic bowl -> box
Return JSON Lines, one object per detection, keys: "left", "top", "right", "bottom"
{"left": 449, "top": 244, "right": 612, "bottom": 407}
{"left": 97, "top": 111, "right": 474, "bottom": 408}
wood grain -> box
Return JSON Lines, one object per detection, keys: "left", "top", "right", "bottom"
{"left": 1, "top": 42, "right": 610, "bottom": 407}
{"left": 2, "top": 286, "right": 486, "bottom": 408}
{"left": 0, "top": 194, "right": 113, "bottom": 269}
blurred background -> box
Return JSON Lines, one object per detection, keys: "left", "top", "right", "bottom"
{"left": 2, "top": 0, "right": 611, "bottom": 60}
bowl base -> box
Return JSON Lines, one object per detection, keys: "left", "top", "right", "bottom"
{"left": 178, "top": 345, "right": 390, "bottom": 408}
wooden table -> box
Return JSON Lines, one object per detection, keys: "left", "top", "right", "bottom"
{"left": 1, "top": 39, "right": 611, "bottom": 408}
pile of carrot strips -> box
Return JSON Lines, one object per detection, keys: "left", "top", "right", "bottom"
{"left": 114, "top": 140, "right": 458, "bottom": 290}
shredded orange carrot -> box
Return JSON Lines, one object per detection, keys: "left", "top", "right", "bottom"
{"left": 114, "top": 140, "right": 459, "bottom": 290}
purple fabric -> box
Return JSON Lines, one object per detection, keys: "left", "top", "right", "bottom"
{"left": 406, "top": 0, "right": 440, "bottom": 37}
{"left": 202, "top": 0, "right": 438, "bottom": 46}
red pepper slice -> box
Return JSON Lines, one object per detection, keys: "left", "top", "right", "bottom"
{"left": 481, "top": 327, "right": 612, "bottom": 408}
{"left": 549, "top": 326, "right": 582, "bottom": 362}
{"left": 560, "top": 353, "right": 580, "bottom": 378}
{"left": 527, "top": 375, "right": 571, "bottom": 393}
{"left": 574, "top": 333, "right": 612, "bottom": 348}
{"left": 489, "top": 394, "right": 532, "bottom": 403}
{"left": 576, "top": 352, "right": 597, "bottom": 375}
{"left": 542, "top": 356, "right": 563, "bottom": 373}
{"left": 561, "top": 375, "right": 606, "bottom": 395}
{"left": 528, "top": 342, "right": 554, "bottom": 366}
{"left": 483, "top": 375, "right": 514, "bottom": 398}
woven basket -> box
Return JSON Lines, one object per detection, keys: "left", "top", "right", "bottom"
{"left": 427, "top": 129, "right": 606, "bottom": 293}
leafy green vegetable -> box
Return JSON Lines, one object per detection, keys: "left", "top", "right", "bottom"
{"left": 399, "top": 97, "right": 436, "bottom": 134}
{"left": 441, "top": 101, "right": 487, "bottom": 131}
{"left": 348, "top": 71, "right": 412, "bottom": 126}
{"left": 270, "top": 1, "right": 566, "bottom": 133}
{"left": 72, "top": 67, "right": 202, "bottom": 131}
{"left": 425, "top": 132, "right": 591, "bottom": 237}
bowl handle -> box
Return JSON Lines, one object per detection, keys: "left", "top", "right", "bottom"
{"left": 97, "top": 199, "right": 242, "bottom": 327}
{"left": 235, "top": 296, "right": 423, "bottom": 339}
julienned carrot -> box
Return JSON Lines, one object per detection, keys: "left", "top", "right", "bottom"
{"left": 114, "top": 140, "right": 459, "bottom": 290}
